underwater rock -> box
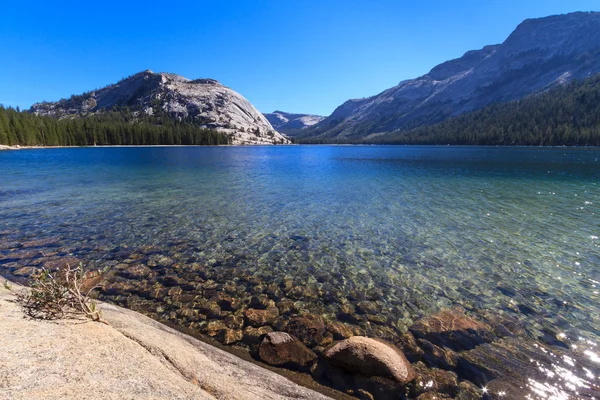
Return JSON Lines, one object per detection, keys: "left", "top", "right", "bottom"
{"left": 217, "top": 328, "right": 243, "bottom": 345}
{"left": 397, "top": 332, "right": 425, "bottom": 362}
{"left": 410, "top": 309, "right": 495, "bottom": 351}
{"left": 224, "top": 313, "right": 245, "bottom": 330}
{"left": 120, "top": 263, "right": 153, "bottom": 280}
{"left": 11, "top": 266, "right": 37, "bottom": 276}
{"left": 415, "top": 392, "right": 452, "bottom": 400}
{"left": 409, "top": 361, "right": 459, "bottom": 398}
{"left": 245, "top": 307, "right": 279, "bottom": 327}
{"left": 286, "top": 315, "right": 329, "bottom": 347}
{"left": 455, "top": 380, "right": 481, "bottom": 400}
{"left": 214, "top": 292, "right": 241, "bottom": 311}
{"left": 250, "top": 295, "right": 275, "bottom": 310}
{"left": 204, "top": 320, "right": 227, "bottom": 337}
{"left": 356, "top": 301, "right": 379, "bottom": 315}
{"left": 323, "top": 336, "right": 415, "bottom": 385}
{"left": 20, "top": 237, "right": 61, "bottom": 248}
{"left": 417, "top": 338, "right": 459, "bottom": 370}
{"left": 196, "top": 299, "right": 222, "bottom": 318}
{"left": 243, "top": 325, "right": 273, "bottom": 345}
{"left": 259, "top": 332, "right": 317, "bottom": 370}
{"left": 327, "top": 321, "right": 354, "bottom": 340}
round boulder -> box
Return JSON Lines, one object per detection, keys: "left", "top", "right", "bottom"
{"left": 259, "top": 332, "right": 317, "bottom": 370}
{"left": 324, "top": 336, "right": 415, "bottom": 385}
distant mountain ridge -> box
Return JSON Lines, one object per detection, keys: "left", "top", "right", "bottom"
{"left": 302, "top": 11, "right": 600, "bottom": 141}
{"left": 263, "top": 111, "right": 325, "bottom": 135}
{"left": 30, "top": 70, "right": 289, "bottom": 145}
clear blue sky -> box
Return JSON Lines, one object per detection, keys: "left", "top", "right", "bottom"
{"left": 1, "top": 0, "right": 598, "bottom": 116}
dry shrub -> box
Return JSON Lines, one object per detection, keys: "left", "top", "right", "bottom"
{"left": 18, "top": 263, "right": 106, "bottom": 323}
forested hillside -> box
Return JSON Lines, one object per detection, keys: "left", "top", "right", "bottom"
{"left": 0, "top": 107, "right": 230, "bottom": 146}
{"left": 299, "top": 73, "right": 600, "bottom": 146}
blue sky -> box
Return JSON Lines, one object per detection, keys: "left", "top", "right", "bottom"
{"left": 1, "top": 0, "right": 598, "bottom": 116}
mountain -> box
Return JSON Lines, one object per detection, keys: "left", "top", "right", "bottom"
{"left": 302, "top": 12, "right": 600, "bottom": 141}
{"left": 30, "top": 70, "right": 290, "bottom": 145}
{"left": 263, "top": 111, "right": 325, "bottom": 135}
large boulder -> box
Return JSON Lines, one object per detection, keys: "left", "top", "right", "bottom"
{"left": 259, "top": 332, "right": 317, "bottom": 370}
{"left": 409, "top": 309, "right": 495, "bottom": 351}
{"left": 324, "top": 336, "right": 415, "bottom": 385}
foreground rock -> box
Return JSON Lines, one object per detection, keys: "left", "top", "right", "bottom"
{"left": 0, "top": 284, "right": 330, "bottom": 400}
{"left": 324, "top": 336, "right": 415, "bottom": 385}
{"left": 259, "top": 332, "right": 317, "bottom": 370}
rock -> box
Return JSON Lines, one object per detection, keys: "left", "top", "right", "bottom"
{"left": 214, "top": 292, "right": 240, "bottom": 311}
{"left": 196, "top": 299, "right": 221, "bottom": 318}
{"left": 286, "top": 315, "right": 328, "bottom": 347}
{"left": 249, "top": 295, "right": 275, "bottom": 310}
{"left": 245, "top": 307, "right": 279, "bottom": 327}
{"left": 243, "top": 325, "right": 273, "bottom": 345}
{"left": 415, "top": 392, "right": 452, "bottom": 400}
{"left": 120, "top": 263, "right": 153, "bottom": 280}
{"left": 40, "top": 256, "right": 82, "bottom": 271}
{"left": 217, "top": 328, "right": 243, "bottom": 345}
{"left": 327, "top": 321, "right": 354, "bottom": 340}
{"left": 337, "top": 303, "right": 361, "bottom": 323}
{"left": 356, "top": 301, "right": 378, "bottom": 315}
{"left": 12, "top": 266, "right": 37, "bottom": 276}
{"left": 417, "top": 338, "right": 459, "bottom": 370}
{"left": 397, "top": 332, "right": 425, "bottom": 362}
{"left": 323, "top": 336, "right": 415, "bottom": 385}
{"left": 409, "top": 362, "right": 458, "bottom": 398}
{"left": 204, "top": 320, "right": 227, "bottom": 337}
{"left": 20, "top": 237, "right": 61, "bottom": 248}
{"left": 409, "top": 309, "right": 495, "bottom": 351}
{"left": 455, "top": 381, "right": 481, "bottom": 400}
{"left": 259, "top": 332, "right": 317, "bottom": 370}
{"left": 224, "top": 314, "right": 244, "bottom": 330}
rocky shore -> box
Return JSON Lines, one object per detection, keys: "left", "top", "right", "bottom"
{"left": 0, "top": 283, "right": 335, "bottom": 400}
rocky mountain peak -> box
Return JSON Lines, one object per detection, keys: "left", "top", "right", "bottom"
{"left": 30, "top": 71, "right": 289, "bottom": 145}
{"left": 305, "top": 11, "right": 600, "bottom": 141}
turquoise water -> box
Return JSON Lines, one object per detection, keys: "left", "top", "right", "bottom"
{"left": 1, "top": 146, "right": 599, "bottom": 394}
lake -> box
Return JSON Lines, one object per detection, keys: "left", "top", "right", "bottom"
{"left": 1, "top": 145, "right": 599, "bottom": 397}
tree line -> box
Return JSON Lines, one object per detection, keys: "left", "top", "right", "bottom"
{"left": 0, "top": 107, "right": 231, "bottom": 146}
{"left": 298, "top": 73, "right": 600, "bottom": 146}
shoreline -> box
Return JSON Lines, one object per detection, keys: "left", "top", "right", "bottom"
{"left": 0, "top": 282, "right": 343, "bottom": 400}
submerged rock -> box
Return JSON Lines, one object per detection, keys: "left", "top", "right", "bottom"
{"left": 286, "top": 315, "right": 331, "bottom": 347}
{"left": 323, "top": 336, "right": 415, "bottom": 385}
{"left": 259, "top": 332, "right": 317, "bottom": 370}
{"left": 409, "top": 309, "right": 495, "bottom": 351}
{"left": 245, "top": 307, "right": 279, "bottom": 327}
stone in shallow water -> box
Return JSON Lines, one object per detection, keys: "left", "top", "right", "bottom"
{"left": 245, "top": 307, "right": 279, "bottom": 327}
{"left": 409, "top": 361, "right": 459, "bottom": 398}
{"left": 323, "top": 336, "right": 415, "bottom": 385}
{"left": 286, "top": 315, "right": 329, "bottom": 347}
{"left": 259, "top": 332, "right": 317, "bottom": 370}
{"left": 20, "top": 237, "right": 61, "bottom": 248}
{"left": 409, "top": 309, "right": 495, "bottom": 351}
{"left": 242, "top": 325, "right": 273, "bottom": 345}
{"left": 217, "top": 328, "right": 243, "bottom": 345}
{"left": 327, "top": 321, "right": 354, "bottom": 340}
{"left": 196, "top": 299, "right": 221, "bottom": 319}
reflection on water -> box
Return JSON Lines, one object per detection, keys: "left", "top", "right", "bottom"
{"left": 0, "top": 146, "right": 599, "bottom": 398}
